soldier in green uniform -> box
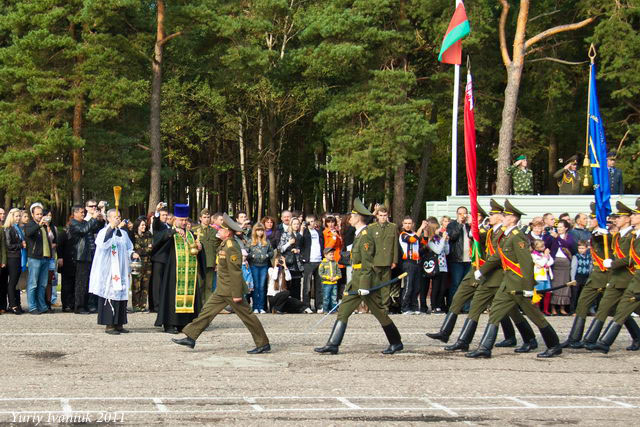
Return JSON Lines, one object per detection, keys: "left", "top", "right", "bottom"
{"left": 591, "top": 198, "right": 640, "bottom": 353}
{"left": 172, "top": 214, "right": 270, "bottom": 354}
{"left": 367, "top": 206, "right": 399, "bottom": 312}
{"left": 427, "top": 200, "right": 521, "bottom": 347}
{"left": 466, "top": 199, "right": 562, "bottom": 358}
{"left": 506, "top": 155, "right": 534, "bottom": 195}
{"left": 192, "top": 209, "right": 220, "bottom": 307}
{"left": 553, "top": 155, "right": 583, "bottom": 195}
{"left": 444, "top": 201, "right": 537, "bottom": 353}
{"left": 561, "top": 203, "right": 609, "bottom": 347}
{"left": 581, "top": 201, "right": 640, "bottom": 349}
{"left": 131, "top": 218, "right": 153, "bottom": 311}
{"left": 315, "top": 198, "right": 403, "bottom": 355}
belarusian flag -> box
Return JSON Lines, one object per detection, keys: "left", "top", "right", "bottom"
{"left": 464, "top": 69, "right": 481, "bottom": 265}
{"left": 438, "top": 2, "right": 470, "bottom": 65}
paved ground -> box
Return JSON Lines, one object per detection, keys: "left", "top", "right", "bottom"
{"left": 1, "top": 308, "right": 640, "bottom": 425}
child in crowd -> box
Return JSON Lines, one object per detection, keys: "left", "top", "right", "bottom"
{"left": 318, "top": 248, "right": 342, "bottom": 314}
{"left": 570, "top": 240, "right": 592, "bottom": 314}
{"left": 532, "top": 239, "right": 554, "bottom": 315}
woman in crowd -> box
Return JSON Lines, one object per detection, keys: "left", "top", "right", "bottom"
{"left": 424, "top": 218, "right": 449, "bottom": 314}
{"left": 4, "top": 208, "right": 25, "bottom": 314}
{"left": 527, "top": 218, "right": 545, "bottom": 244}
{"left": 261, "top": 215, "right": 278, "bottom": 248}
{"left": 131, "top": 217, "right": 153, "bottom": 312}
{"left": 544, "top": 219, "right": 575, "bottom": 315}
{"left": 247, "top": 223, "right": 274, "bottom": 314}
{"left": 56, "top": 215, "right": 76, "bottom": 312}
{"left": 267, "top": 254, "right": 312, "bottom": 313}
{"left": 278, "top": 217, "right": 304, "bottom": 300}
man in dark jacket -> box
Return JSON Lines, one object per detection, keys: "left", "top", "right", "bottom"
{"left": 607, "top": 152, "right": 623, "bottom": 195}
{"left": 24, "top": 205, "right": 53, "bottom": 314}
{"left": 446, "top": 206, "right": 472, "bottom": 308}
{"left": 68, "top": 205, "right": 104, "bottom": 314}
{"left": 300, "top": 215, "right": 325, "bottom": 312}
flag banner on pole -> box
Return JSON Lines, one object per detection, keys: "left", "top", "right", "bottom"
{"left": 438, "top": 2, "right": 470, "bottom": 65}
{"left": 464, "top": 69, "right": 479, "bottom": 245}
{"left": 587, "top": 63, "right": 612, "bottom": 226}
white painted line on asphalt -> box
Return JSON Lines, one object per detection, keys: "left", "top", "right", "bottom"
{"left": 152, "top": 398, "right": 168, "bottom": 412}
{"left": 60, "top": 398, "right": 73, "bottom": 416}
{"left": 507, "top": 397, "right": 539, "bottom": 408}
{"left": 596, "top": 397, "right": 635, "bottom": 408}
{"left": 244, "top": 397, "right": 265, "bottom": 412}
{"left": 336, "top": 397, "right": 361, "bottom": 409}
{"left": 421, "top": 397, "right": 459, "bottom": 416}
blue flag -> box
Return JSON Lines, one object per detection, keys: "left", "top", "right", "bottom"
{"left": 587, "top": 63, "right": 612, "bottom": 226}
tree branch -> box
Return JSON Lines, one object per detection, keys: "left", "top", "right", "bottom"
{"left": 529, "top": 9, "right": 561, "bottom": 23}
{"left": 512, "top": 0, "right": 530, "bottom": 65}
{"left": 498, "top": 0, "right": 512, "bottom": 66}
{"left": 157, "top": 31, "right": 183, "bottom": 47}
{"left": 524, "top": 17, "right": 595, "bottom": 50}
{"left": 528, "top": 57, "right": 588, "bottom": 65}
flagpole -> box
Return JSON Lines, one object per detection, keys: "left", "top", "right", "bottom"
{"left": 583, "top": 44, "right": 596, "bottom": 188}
{"left": 450, "top": 0, "right": 463, "bottom": 197}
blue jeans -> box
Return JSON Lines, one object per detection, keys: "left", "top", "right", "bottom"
{"left": 48, "top": 257, "right": 58, "bottom": 304}
{"left": 250, "top": 265, "right": 269, "bottom": 311}
{"left": 322, "top": 284, "right": 338, "bottom": 312}
{"left": 447, "top": 262, "right": 471, "bottom": 309}
{"left": 27, "top": 257, "right": 50, "bottom": 313}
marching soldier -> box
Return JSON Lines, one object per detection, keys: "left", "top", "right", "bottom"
{"left": 172, "top": 214, "right": 270, "bottom": 354}
{"left": 506, "top": 155, "right": 534, "bottom": 195}
{"left": 444, "top": 200, "right": 537, "bottom": 353}
{"left": 467, "top": 199, "right": 562, "bottom": 358}
{"left": 552, "top": 155, "right": 583, "bottom": 195}
{"left": 426, "top": 201, "right": 521, "bottom": 348}
{"left": 315, "top": 198, "right": 403, "bottom": 355}
{"left": 581, "top": 201, "right": 640, "bottom": 349}
{"left": 368, "top": 205, "right": 399, "bottom": 313}
{"left": 592, "top": 198, "right": 640, "bottom": 353}
{"left": 561, "top": 203, "right": 609, "bottom": 348}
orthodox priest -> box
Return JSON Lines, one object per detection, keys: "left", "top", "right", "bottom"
{"left": 88, "top": 209, "right": 137, "bottom": 335}
{"left": 153, "top": 204, "right": 205, "bottom": 334}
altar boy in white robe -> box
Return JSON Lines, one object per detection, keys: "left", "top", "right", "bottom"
{"left": 89, "top": 209, "right": 139, "bottom": 334}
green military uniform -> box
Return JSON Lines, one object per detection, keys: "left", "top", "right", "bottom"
{"left": 553, "top": 155, "right": 583, "bottom": 195}
{"left": 368, "top": 220, "right": 399, "bottom": 311}
{"left": 179, "top": 214, "right": 269, "bottom": 350}
{"left": 132, "top": 231, "right": 153, "bottom": 310}
{"left": 192, "top": 222, "right": 220, "bottom": 306}
{"left": 612, "top": 230, "right": 640, "bottom": 323}
{"left": 506, "top": 156, "right": 533, "bottom": 195}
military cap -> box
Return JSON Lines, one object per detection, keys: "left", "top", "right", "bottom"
{"left": 477, "top": 205, "right": 488, "bottom": 218}
{"left": 615, "top": 201, "right": 633, "bottom": 216}
{"left": 632, "top": 198, "right": 640, "bottom": 215}
{"left": 565, "top": 154, "right": 578, "bottom": 165}
{"left": 200, "top": 208, "right": 210, "bottom": 217}
{"left": 351, "top": 198, "right": 373, "bottom": 216}
{"left": 221, "top": 213, "right": 243, "bottom": 232}
{"left": 515, "top": 155, "right": 526, "bottom": 161}
{"left": 488, "top": 198, "right": 504, "bottom": 215}
{"left": 589, "top": 202, "right": 596, "bottom": 218}
{"left": 503, "top": 199, "right": 525, "bottom": 217}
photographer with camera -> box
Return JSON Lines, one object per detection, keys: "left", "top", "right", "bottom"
{"left": 24, "top": 204, "right": 54, "bottom": 314}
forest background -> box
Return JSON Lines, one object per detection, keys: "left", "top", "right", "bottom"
{"left": 0, "top": 0, "right": 638, "bottom": 223}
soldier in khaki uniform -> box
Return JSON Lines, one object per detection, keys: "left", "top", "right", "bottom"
{"left": 592, "top": 198, "right": 640, "bottom": 353}
{"left": 315, "top": 199, "right": 403, "bottom": 355}
{"left": 443, "top": 201, "right": 537, "bottom": 353}
{"left": 367, "top": 206, "right": 399, "bottom": 312}
{"left": 553, "top": 155, "right": 583, "bottom": 195}
{"left": 172, "top": 214, "right": 270, "bottom": 354}
{"left": 466, "top": 200, "right": 562, "bottom": 358}
{"left": 192, "top": 209, "right": 220, "bottom": 307}
{"left": 581, "top": 201, "right": 640, "bottom": 350}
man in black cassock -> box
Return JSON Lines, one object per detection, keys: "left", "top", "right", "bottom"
{"left": 153, "top": 204, "right": 206, "bottom": 334}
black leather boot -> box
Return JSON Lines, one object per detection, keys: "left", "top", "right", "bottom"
{"left": 495, "top": 318, "right": 517, "bottom": 347}
{"left": 582, "top": 319, "right": 604, "bottom": 350}
{"left": 624, "top": 317, "right": 640, "bottom": 351}
{"left": 247, "top": 344, "right": 271, "bottom": 354}
{"left": 560, "top": 316, "right": 586, "bottom": 348}
{"left": 382, "top": 323, "right": 403, "bottom": 354}
{"left": 591, "top": 321, "right": 622, "bottom": 354}
{"left": 537, "top": 325, "right": 562, "bottom": 358}
{"left": 514, "top": 320, "right": 538, "bottom": 353}
{"left": 445, "top": 319, "right": 477, "bottom": 352}
{"left": 314, "top": 320, "right": 347, "bottom": 354}
{"left": 465, "top": 323, "right": 498, "bottom": 358}
{"left": 426, "top": 312, "right": 457, "bottom": 343}
{"left": 172, "top": 336, "right": 196, "bottom": 349}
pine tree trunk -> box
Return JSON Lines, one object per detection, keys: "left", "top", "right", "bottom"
{"left": 257, "top": 116, "right": 264, "bottom": 220}
{"left": 72, "top": 96, "right": 83, "bottom": 205}
{"left": 238, "top": 115, "right": 251, "bottom": 213}
{"left": 393, "top": 163, "right": 405, "bottom": 223}
{"left": 547, "top": 133, "right": 558, "bottom": 194}
{"left": 496, "top": 63, "right": 523, "bottom": 194}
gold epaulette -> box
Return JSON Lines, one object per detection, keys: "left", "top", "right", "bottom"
{"left": 226, "top": 240, "right": 233, "bottom": 248}
{"left": 512, "top": 229, "right": 519, "bottom": 235}
{"left": 361, "top": 230, "right": 367, "bottom": 235}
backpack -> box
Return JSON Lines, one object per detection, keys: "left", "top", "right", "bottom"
{"left": 423, "top": 249, "right": 439, "bottom": 277}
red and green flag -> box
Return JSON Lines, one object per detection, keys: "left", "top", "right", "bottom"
{"left": 464, "top": 69, "right": 481, "bottom": 265}
{"left": 438, "top": 2, "right": 471, "bottom": 65}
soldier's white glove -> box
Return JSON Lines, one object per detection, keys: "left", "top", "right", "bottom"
{"left": 474, "top": 270, "right": 483, "bottom": 281}
{"left": 595, "top": 227, "right": 609, "bottom": 235}
{"left": 603, "top": 259, "right": 613, "bottom": 268}
{"left": 357, "top": 289, "right": 370, "bottom": 296}
{"left": 523, "top": 290, "right": 534, "bottom": 298}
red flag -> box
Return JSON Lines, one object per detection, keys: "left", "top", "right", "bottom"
{"left": 464, "top": 69, "right": 479, "bottom": 246}
{"left": 438, "top": 3, "right": 471, "bottom": 65}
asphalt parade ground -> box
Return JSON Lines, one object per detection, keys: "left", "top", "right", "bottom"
{"left": 1, "top": 309, "right": 640, "bottom": 425}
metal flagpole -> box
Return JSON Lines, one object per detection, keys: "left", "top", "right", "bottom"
{"left": 450, "top": 0, "right": 463, "bottom": 197}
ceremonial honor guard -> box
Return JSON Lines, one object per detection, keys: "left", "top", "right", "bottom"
{"left": 444, "top": 201, "right": 537, "bottom": 353}
{"left": 427, "top": 200, "right": 523, "bottom": 348}
{"left": 467, "top": 200, "right": 562, "bottom": 358}
{"left": 561, "top": 203, "right": 610, "bottom": 348}
{"left": 367, "top": 206, "right": 399, "bottom": 312}
{"left": 592, "top": 198, "right": 640, "bottom": 352}
{"left": 581, "top": 201, "right": 640, "bottom": 349}
{"left": 315, "top": 199, "right": 403, "bottom": 355}
{"left": 153, "top": 204, "right": 205, "bottom": 334}
{"left": 172, "top": 214, "right": 270, "bottom": 354}
{"left": 553, "top": 155, "right": 583, "bottom": 195}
